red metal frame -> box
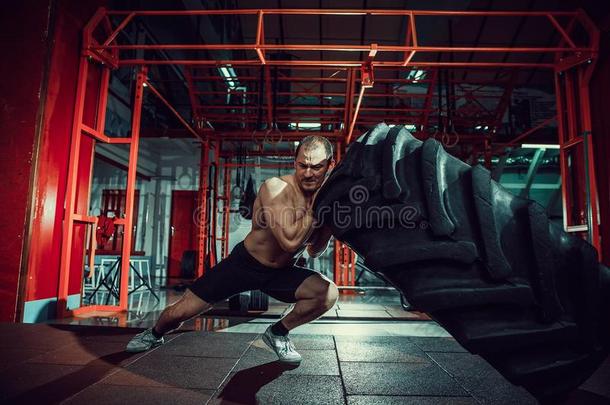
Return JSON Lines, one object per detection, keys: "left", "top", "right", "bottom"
{"left": 548, "top": 9, "right": 602, "bottom": 256}
{"left": 85, "top": 8, "right": 599, "bottom": 152}
{"left": 88, "top": 9, "right": 592, "bottom": 69}
{"left": 55, "top": 7, "right": 602, "bottom": 317}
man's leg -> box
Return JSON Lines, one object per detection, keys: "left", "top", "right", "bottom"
{"left": 261, "top": 273, "right": 338, "bottom": 363}
{"left": 279, "top": 274, "right": 339, "bottom": 331}
{"left": 153, "top": 289, "right": 212, "bottom": 336}
{"left": 126, "top": 289, "right": 212, "bottom": 353}
{"left": 127, "top": 241, "right": 259, "bottom": 352}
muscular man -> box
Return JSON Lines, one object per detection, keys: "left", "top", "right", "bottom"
{"left": 126, "top": 135, "right": 338, "bottom": 364}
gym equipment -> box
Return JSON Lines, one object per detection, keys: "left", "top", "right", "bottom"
{"left": 248, "top": 290, "right": 269, "bottom": 311}
{"left": 180, "top": 250, "right": 197, "bottom": 279}
{"left": 95, "top": 215, "right": 115, "bottom": 246}
{"left": 314, "top": 123, "right": 610, "bottom": 400}
{"left": 228, "top": 292, "right": 251, "bottom": 312}
{"left": 228, "top": 290, "right": 269, "bottom": 312}
{"left": 87, "top": 256, "right": 159, "bottom": 304}
{"left": 239, "top": 175, "right": 257, "bottom": 220}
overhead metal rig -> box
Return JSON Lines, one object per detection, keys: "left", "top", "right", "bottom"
{"left": 57, "top": 8, "right": 601, "bottom": 316}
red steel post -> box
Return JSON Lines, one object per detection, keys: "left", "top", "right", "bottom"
{"left": 578, "top": 66, "right": 602, "bottom": 255}
{"left": 57, "top": 56, "right": 90, "bottom": 318}
{"left": 197, "top": 140, "right": 210, "bottom": 277}
{"left": 119, "top": 66, "right": 147, "bottom": 309}
{"left": 222, "top": 164, "right": 232, "bottom": 259}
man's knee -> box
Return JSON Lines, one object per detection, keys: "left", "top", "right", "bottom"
{"left": 314, "top": 279, "right": 339, "bottom": 311}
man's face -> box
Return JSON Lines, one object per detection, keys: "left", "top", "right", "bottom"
{"left": 294, "top": 144, "right": 334, "bottom": 194}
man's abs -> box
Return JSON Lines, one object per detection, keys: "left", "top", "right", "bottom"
{"left": 244, "top": 230, "right": 305, "bottom": 268}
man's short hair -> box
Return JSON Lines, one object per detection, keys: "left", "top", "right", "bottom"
{"left": 295, "top": 135, "right": 334, "bottom": 161}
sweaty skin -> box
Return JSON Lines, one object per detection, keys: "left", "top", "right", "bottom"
{"left": 244, "top": 145, "right": 334, "bottom": 267}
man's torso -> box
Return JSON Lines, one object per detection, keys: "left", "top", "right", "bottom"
{"left": 244, "top": 174, "right": 312, "bottom": 268}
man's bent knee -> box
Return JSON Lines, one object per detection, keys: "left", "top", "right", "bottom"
{"left": 313, "top": 280, "right": 338, "bottom": 311}
{"left": 295, "top": 274, "right": 339, "bottom": 311}
{"left": 323, "top": 282, "right": 339, "bottom": 310}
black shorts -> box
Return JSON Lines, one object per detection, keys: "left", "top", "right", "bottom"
{"left": 188, "top": 241, "right": 319, "bottom": 304}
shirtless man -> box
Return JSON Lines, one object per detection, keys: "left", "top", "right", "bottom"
{"left": 126, "top": 135, "right": 338, "bottom": 364}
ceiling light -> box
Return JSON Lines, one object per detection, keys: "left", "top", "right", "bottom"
{"left": 218, "top": 65, "right": 237, "bottom": 89}
{"left": 289, "top": 122, "right": 321, "bottom": 130}
{"left": 521, "top": 144, "right": 560, "bottom": 149}
{"left": 406, "top": 69, "right": 426, "bottom": 83}
{"left": 387, "top": 124, "right": 417, "bottom": 131}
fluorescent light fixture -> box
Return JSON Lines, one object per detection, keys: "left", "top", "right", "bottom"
{"left": 218, "top": 65, "right": 237, "bottom": 89}
{"left": 474, "top": 125, "right": 489, "bottom": 131}
{"left": 289, "top": 122, "right": 321, "bottom": 130}
{"left": 387, "top": 124, "right": 417, "bottom": 131}
{"left": 407, "top": 69, "right": 426, "bottom": 83}
{"left": 521, "top": 144, "right": 560, "bottom": 149}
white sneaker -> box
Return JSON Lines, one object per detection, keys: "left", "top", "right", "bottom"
{"left": 126, "top": 328, "right": 164, "bottom": 353}
{"left": 262, "top": 325, "right": 302, "bottom": 364}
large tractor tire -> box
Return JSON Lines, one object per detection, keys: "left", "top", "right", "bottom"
{"left": 314, "top": 123, "right": 610, "bottom": 400}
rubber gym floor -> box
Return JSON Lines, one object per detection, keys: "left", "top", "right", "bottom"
{"left": 1, "top": 294, "right": 609, "bottom": 404}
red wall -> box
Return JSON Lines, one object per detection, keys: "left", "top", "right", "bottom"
{"left": 25, "top": 0, "right": 108, "bottom": 307}
{"left": 0, "top": 1, "right": 53, "bottom": 321}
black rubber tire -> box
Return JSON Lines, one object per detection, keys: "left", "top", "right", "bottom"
{"left": 313, "top": 123, "right": 610, "bottom": 400}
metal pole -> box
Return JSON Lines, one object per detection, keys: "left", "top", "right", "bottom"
{"left": 222, "top": 163, "right": 231, "bottom": 259}
{"left": 57, "top": 56, "right": 89, "bottom": 318}
{"left": 119, "top": 66, "right": 147, "bottom": 310}
{"left": 197, "top": 140, "right": 210, "bottom": 277}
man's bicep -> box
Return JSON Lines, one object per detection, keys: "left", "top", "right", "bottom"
{"left": 259, "top": 181, "right": 292, "bottom": 228}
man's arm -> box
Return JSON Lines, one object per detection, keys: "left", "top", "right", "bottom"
{"left": 306, "top": 225, "right": 333, "bottom": 258}
{"left": 259, "top": 178, "right": 315, "bottom": 253}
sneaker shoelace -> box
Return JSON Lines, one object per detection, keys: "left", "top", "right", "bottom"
{"left": 277, "top": 336, "right": 296, "bottom": 356}
{"left": 141, "top": 329, "right": 157, "bottom": 342}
